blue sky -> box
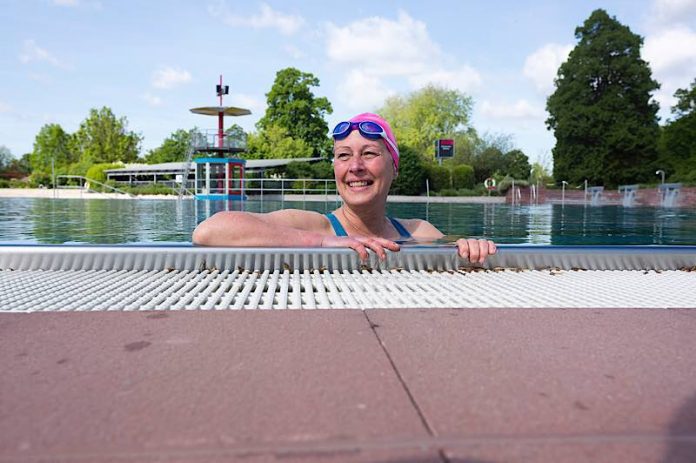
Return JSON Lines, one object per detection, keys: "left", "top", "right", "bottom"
{"left": 1, "top": 0, "right": 695, "bottom": 167}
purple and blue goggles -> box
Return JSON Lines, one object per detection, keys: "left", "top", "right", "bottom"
{"left": 331, "top": 121, "right": 399, "bottom": 165}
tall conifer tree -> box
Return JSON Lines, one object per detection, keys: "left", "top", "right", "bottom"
{"left": 546, "top": 9, "right": 660, "bottom": 186}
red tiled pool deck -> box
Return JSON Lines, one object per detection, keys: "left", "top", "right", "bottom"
{"left": 2, "top": 308, "right": 696, "bottom": 462}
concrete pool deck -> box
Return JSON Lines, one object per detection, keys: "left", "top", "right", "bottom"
{"left": 2, "top": 308, "right": 696, "bottom": 462}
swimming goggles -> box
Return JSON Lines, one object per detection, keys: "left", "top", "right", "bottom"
{"left": 332, "top": 121, "right": 399, "bottom": 158}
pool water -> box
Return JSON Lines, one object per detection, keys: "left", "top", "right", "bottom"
{"left": 1, "top": 198, "right": 696, "bottom": 245}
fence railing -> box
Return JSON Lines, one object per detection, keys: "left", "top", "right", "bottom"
{"left": 242, "top": 178, "right": 337, "bottom": 200}
{"left": 56, "top": 175, "right": 134, "bottom": 198}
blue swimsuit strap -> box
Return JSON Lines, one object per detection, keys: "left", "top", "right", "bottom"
{"left": 325, "top": 213, "right": 411, "bottom": 239}
{"left": 325, "top": 212, "right": 348, "bottom": 237}
{"left": 388, "top": 217, "right": 412, "bottom": 239}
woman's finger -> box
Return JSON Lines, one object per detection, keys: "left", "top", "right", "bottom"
{"left": 466, "top": 239, "right": 480, "bottom": 263}
{"left": 361, "top": 237, "right": 387, "bottom": 260}
{"left": 489, "top": 241, "right": 497, "bottom": 255}
{"left": 478, "top": 239, "right": 491, "bottom": 263}
{"left": 350, "top": 241, "right": 369, "bottom": 261}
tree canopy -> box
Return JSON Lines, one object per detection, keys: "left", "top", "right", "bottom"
{"left": 658, "top": 79, "right": 696, "bottom": 182}
{"left": 145, "top": 129, "right": 193, "bottom": 164}
{"left": 246, "top": 124, "right": 313, "bottom": 160}
{"left": 72, "top": 107, "right": 142, "bottom": 165}
{"left": 257, "top": 67, "right": 333, "bottom": 157}
{"left": 546, "top": 9, "right": 660, "bottom": 187}
{"left": 377, "top": 84, "right": 474, "bottom": 158}
{"left": 29, "top": 123, "right": 76, "bottom": 176}
{"left": 0, "top": 146, "right": 12, "bottom": 172}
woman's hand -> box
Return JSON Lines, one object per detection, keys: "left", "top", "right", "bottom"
{"left": 456, "top": 238, "right": 497, "bottom": 264}
{"left": 320, "top": 235, "right": 400, "bottom": 261}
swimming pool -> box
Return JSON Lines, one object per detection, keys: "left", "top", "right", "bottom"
{"left": 1, "top": 197, "right": 696, "bottom": 245}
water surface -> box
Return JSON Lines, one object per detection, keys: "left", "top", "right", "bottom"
{"left": 1, "top": 197, "right": 695, "bottom": 245}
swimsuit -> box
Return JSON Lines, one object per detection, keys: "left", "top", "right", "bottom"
{"left": 325, "top": 212, "right": 412, "bottom": 240}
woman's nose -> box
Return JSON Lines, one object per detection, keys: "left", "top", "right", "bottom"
{"left": 348, "top": 155, "right": 365, "bottom": 171}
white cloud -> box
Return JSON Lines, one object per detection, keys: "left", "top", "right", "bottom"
{"left": 408, "top": 66, "right": 482, "bottom": 92}
{"left": 19, "top": 39, "right": 68, "bottom": 69}
{"left": 523, "top": 43, "right": 572, "bottom": 94}
{"left": 0, "top": 101, "right": 12, "bottom": 113}
{"left": 142, "top": 93, "right": 163, "bottom": 107}
{"left": 28, "top": 72, "right": 52, "bottom": 84}
{"left": 650, "top": 0, "right": 696, "bottom": 24}
{"left": 209, "top": 1, "right": 304, "bottom": 36}
{"left": 151, "top": 67, "right": 192, "bottom": 89}
{"left": 643, "top": 25, "right": 696, "bottom": 112}
{"left": 228, "top": 93, "right": 265, "bottom": 115}
{"left": 326, "top": 11, "right": 440, "bottom": 77}
{"left": 644, "top": 26, "right": 696, "bottom": 73}
{"left": 336, "top": 70, "right": 396, "bottom": 110}
{"left": 284, "top": 44, "right": 305, "bottom": 59}
{"left": 326, "top": 10, "right": 481, "bottom": 110}
{"left": 480, "top": 99, "right": 544, "bottom": 121}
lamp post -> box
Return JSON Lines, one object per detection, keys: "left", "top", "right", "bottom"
{"left": 561, "top": 180, "right": 568, "bottom": 205}
{"left": 656, "top": 169, "right": 665, "bottom": 185}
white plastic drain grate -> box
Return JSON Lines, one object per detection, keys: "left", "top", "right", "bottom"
{"left": 1, "top": 268, "right": 695, "bottom": 312}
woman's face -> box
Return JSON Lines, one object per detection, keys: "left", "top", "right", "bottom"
{"left": 333, "top": 130, "right": 395, "bottom": 208}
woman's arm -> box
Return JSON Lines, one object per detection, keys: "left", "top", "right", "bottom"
{"left": 192, "top": 209, "right": 327, "bottom": 247}
{"left": 192, "top": 209, "right": 400, "bottom": 260}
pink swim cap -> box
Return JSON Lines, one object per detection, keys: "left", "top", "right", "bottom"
{"left": 348, "top": 113, "right": 399, "bottom": 171}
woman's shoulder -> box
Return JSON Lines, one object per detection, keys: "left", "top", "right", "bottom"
{"left": 263, "top": 209, "right": 332, "bottom": 232}
{"left": 395, "top": 218, "right": 444, "bottom": 239}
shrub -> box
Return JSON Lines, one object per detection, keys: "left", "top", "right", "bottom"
{"left": 86, "top": 163, "right": 123, "bottom": 184}
{"left": 8, "top": 178, "right": 30, "bottom": 188}
{"left": 390, "top": 145, "right": 426, "bottom": 195}
{"left": 425, "top": 164, "right": 451, "bottom": 191}
{"left": 451, "top": 164, "right": 475, "bottom": 189}
{"left": 121, "top": 184, "right": 177, "bottom": 196}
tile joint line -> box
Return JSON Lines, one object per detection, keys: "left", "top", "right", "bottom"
{"left": 362, "top": 310, "right": 450, "bottom": 463}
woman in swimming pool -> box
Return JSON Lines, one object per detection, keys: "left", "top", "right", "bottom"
{"left": 192, "top": 112, "right": 496, "bottom": 263}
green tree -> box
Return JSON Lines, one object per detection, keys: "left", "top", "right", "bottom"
{"left": 390, "top": 145, "right": 426, "bottom": 195}
{"left": 658, "top": 79, "right": 696, "bottom": 182}
{"left": 472, "top": 147, "right": 506, "bottom": 184}
{"left": 504, "top": 149, "right": 532, "bottom": 179}
{"left": 145, "top": 129, "right": 192, "bottom": 164}
{"left": 546, "top": 9, "right": 660, "bottom": 187}
{"left": 530, "top": 162, "right": 554, "bottom": 185}
{"left": 377, "top": 85, "right": 474, "bottom": 158}
{"left": 246, "top": 124, "right": 313, "bottom": 160}
{"left": 451, "top": 164, "right": 475, "bottom": 190}
{"left": 225, "top": 124, "right": 248, "bottom": 146}
{"left": 72, "top": 107, "right": 142, "bottom": 165}
{"left": 257, "top": 68, "right": 333, "bottom": 157}
{"left": 0, "top": 146, "right": 12, "bottom": 172}
{"left": 29, "top": 123, "right": 75, "bottom": 176}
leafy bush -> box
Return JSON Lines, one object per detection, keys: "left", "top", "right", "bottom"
{"left": 86, "top": 163, "right": 123, "bottom": 184}
{"left": 28, "top": 172, "right": 52, "bottom": 188}
{"left": 0, "top": 178, "right": 10, "bottom": 188}
{"left": 121, "top": 184, "right": 177, "bottom": 196}
{"left": 9, "top": 178, "right": 30, "bottom": 188}
{"left": 425, "top": 164, "right": 451, "bottom": 191}
{"left": 451, "top": 164, "right": 475, "bottom": 189}
{"left": 390, "top": 145, "right": 426, "bottom": 195}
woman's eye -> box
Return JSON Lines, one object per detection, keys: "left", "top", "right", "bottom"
{"left": 363, "top": 151, "right": 379, "bottom": 158}
{"left": 336, "top": 153, "right": 350, "bottom": 160}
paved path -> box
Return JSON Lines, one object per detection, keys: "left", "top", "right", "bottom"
{"left": 2, "top": 309, "right": 696, "bottom": 462}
